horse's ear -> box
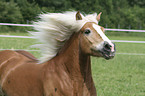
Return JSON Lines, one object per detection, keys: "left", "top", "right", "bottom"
{"left": 76, "top": 11, "right": 82, "bottom": 20}
{"left": 96, "top": 12, "right": 102, "bottom": 21}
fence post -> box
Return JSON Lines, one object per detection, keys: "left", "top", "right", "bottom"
{"left": 105, "top": 24, "right": 108, "bottom": 33}
{"left": 118, "top": 24, "right": 120, "bottom": 29}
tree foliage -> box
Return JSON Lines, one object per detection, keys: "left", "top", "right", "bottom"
{"left": 0, "top": 0, "right": 23, "bottom": 23}
{"left": 0, "top": 0, "right": 145, "bottom": 29}
{"left": 15, "top": 0, "right": 41, "bottom": 22}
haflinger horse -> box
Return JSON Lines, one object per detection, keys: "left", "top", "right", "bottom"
{"left": 0, "top": 11, "right": 115, "bottom": 96}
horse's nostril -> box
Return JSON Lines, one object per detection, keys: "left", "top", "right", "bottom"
{"left": 104, "top": 41, "right": 111, "bottom": 50}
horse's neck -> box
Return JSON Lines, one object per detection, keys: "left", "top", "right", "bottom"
{"left": 43, "top": 33, "right": 95, "bottom": 94}
{"left": 58, "top": 33, "right": 92, "bottom": 82}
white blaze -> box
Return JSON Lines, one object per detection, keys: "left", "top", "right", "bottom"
{"left": 93, "top": 24, "right": 114, "bottom": 52}
{"left": 93, "top": 24, "right": 111, "bottom": 43}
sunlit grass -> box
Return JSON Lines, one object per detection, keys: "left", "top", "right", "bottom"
{"left": 92, "top": 55, "right": 145, "bottom": 96}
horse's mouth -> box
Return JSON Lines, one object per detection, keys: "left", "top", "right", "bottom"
{"left": 100, "top": 50, "right": 115, "bottom": 60}
{"left": 91, "top": 47, "right": 116, "bottom": 60}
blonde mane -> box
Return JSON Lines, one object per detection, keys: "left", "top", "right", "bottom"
{"left": 31, "top": 11, "right": 99, "bottom": 63}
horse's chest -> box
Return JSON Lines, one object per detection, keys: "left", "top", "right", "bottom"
{"left": 43, "top": 70, "right": 72, "bottom": 95}
{"left": 44, "top": 71, "right": 91, "bottom": 96}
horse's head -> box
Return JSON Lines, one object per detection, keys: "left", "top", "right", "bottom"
{"left": 76, "top": 12, "right": 116, "bottom": 60}
{"left": 32, "top": 11, "right": 116, "bottom": 62}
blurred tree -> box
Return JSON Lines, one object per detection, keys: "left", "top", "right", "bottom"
{"left": 106, "top": 0, "right": 129, "bottom": 28}
{"left": 69, "top": 0, "right": 98, "bottom": 13}
{"left": 128, "top": 0, "right": 145, "bottom": 7}
{"left": 34, "top": 0, "right": 72, "bottom": 12}
{"left": 15, "top": 0, "right": 41, "bottom": 23}
{"left": 0, "top": 0, "right": 23, "bottom": 23}
{"left": 0, "top": 0, "right": 145, "bottom": 29}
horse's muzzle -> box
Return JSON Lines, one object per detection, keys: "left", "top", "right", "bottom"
{"left": 100, "top": 41, "right": 116, "bottom": 60}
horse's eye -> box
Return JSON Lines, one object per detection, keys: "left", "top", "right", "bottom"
{"left": 84, "top": 29, "right": 91, "bottom": 35}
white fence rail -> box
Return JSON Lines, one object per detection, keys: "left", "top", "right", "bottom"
{"left": 105, "top": 28, "right": 145, "bottom": 33}
{"left": 0, "top": 35, "right": 34, "bottom": 39}
{"left": 111, "top": 40, "right": 145, "bottom": 43}
{"left": 0, "top": 35, "right": 145, "bottom": 43}
{"left": 0, "top": 23, "right": 145, "bottom": 32}
{"left": 0, "top": 23, "right": 33, "bottom": 27}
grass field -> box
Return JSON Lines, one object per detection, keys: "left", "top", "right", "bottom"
{"left": 0, "top": 33, "right": 145, "bottom": 96}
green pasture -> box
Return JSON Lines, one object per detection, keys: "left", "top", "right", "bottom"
{"left": 0, "top": 33, "right": 145, "bottom": 96}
